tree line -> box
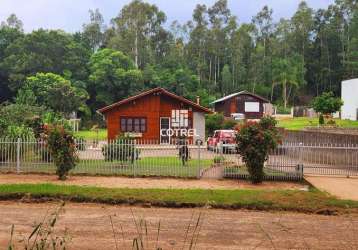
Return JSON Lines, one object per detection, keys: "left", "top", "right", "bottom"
{"left": 0, "top": 0, "right": 357, "bottom": 127}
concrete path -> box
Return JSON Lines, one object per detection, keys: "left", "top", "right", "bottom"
{"left": 305, "top": 175, "right": 358, "bottom": 201}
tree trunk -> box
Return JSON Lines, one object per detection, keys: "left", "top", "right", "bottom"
{"left": 134, "top": 29, "right": 138, "bottom": 68}
{"left": 283, "top": 79, "right": 287, "bottom": 109}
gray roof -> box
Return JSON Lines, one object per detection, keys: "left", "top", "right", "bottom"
{"left": 211, "top": 91, "right": 270, "bottom": 104}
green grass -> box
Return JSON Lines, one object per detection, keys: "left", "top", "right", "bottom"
{"left": 74, "top": 129, "right": 107, "bottom": 140}
{"left": 1, "top": 157, "right": 213, "bottom": 178}
{"left": 277, "top": 117, "right": 358, "bottom": 130}
{"left": 0, "top": 183, "right": 357, "bottom": 213}
{"left": 223, "top": 166, "right": 301, "bottom": 181}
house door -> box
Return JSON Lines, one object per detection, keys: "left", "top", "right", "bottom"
{"left": 160, "top": 117, "right": 170, "bottom": 144}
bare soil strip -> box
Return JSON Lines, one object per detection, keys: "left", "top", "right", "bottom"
{"left": 0, "top": 201, "right": 357, "bottom": 249}
{"left": 0, "top": 173, "right": 304, "bottom": 190}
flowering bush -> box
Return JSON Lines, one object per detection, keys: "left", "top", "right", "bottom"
{"left": 44, "top": 124, "right": 78, "bottom": 180}
{"left": 236, "top": 116, "right": 281, "bottom": 184}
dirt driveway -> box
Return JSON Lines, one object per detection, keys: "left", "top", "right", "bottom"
{"left": 305, "top": 176, "right": 358, "bottom": 201}
{"left": 0, "top": 174, "right": 305, "bottom": 190}
{"left": 0, "top": 201, "right": 357, "bottom": 249}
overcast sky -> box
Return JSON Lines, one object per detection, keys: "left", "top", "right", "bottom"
{"left": 0, "top": 0, "right": 334, "bottom": 33}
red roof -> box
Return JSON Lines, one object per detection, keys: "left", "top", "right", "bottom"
{"left": 98, "top": 87, "right": 212, "bottom": 114}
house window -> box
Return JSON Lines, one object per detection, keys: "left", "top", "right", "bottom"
{"left": 120, "top": 117, "right": 146, "bottom": 132}
{"left": 244, "top": 102, "right": 260, "bottom": 112}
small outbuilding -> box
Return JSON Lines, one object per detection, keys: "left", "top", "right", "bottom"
{"left": 211, "top": 91, "right": 270, "bottom": 119}
{"left": 341, "top": 79, "right": 358, "bottom": 121}
{"left": 98, "top": 87, "right": 212, "bottom": 143}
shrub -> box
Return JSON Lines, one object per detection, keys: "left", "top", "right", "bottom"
{"left": 0, "top": 126, "right": 34, "bottom": 162}
{"left": 326, "top": 119, "right": 336, "bottom": 126}
{"left": 222, "top": 119, "right": 237, "bottom": 129}
{"left": 102, "top": 137, "right": 140, "bottom": 162}
{"left": 44, "top": 124, "right": 78, "bottom": 180}
{"left": 319, "top": 114, "right": 324, "bottom": 125}
{"left": 213, "top": 155, "right": 225, "bottom": 164}
{"left": 236, "top": 116, "right": 281, "bottom": 184}
{"left": 276, "top": 105, "right": 291, "bottom": 114}
{"left": 205, "top": 113, "right": 225, "bottom": 136}
{"left": 312, "top": 92, "right": 343, "bottom": 115}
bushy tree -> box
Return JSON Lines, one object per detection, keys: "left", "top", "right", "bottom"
{"left": 44, "top": 124, "right": 78, "bottom": 180}
{"left": 236, "top": 117, "right": 281, "bottom": 184}
{"left": 0, "top": 29, "right": 90, "bottom": 93}
{"left": 88, "top": 48, "right": 143, "bottom": 111}
{"left": 312, "top": 91, "right": 343, "bottom": 115}
{"left": 18, "top": 73, "right": 88, "bottom": 116}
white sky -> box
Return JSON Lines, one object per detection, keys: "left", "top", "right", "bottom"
{"left": 0, "top": 0, "right": 335, "bottom": 33}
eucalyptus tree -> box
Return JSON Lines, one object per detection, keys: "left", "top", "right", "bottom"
{"left": 252, "top": 6, "right": 275, "bottom": 85}
{"left": 107, "top": 0, "right": 166, "bottom": 69}
{"left": 82, "top": 9, "right": 105, "bottom": 52}
{"left": 186, "top": 4, "right": 209, "bottom": 86}
{"left": 0, "top": 13, "right": 23, "bottom": 31}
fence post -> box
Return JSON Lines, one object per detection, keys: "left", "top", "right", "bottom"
{"left": 298, "top": 142, "right": 303, "bottom": 178}
{"left": 197, "top": 141, "right": 201, "bottom": 179}
{"left": 16, "top": 137, "right": 21, "bottom": 173}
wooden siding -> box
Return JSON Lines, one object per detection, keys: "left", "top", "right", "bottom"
{"left": 214, "top": 94, "right": 266, "bottom": 119}
{"left": 105, "top": 92, "right": 195, "bottom": 140}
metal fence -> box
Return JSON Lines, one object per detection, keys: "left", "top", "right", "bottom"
{"left": 0, "top": 137, "right": 306, "bottom": 181}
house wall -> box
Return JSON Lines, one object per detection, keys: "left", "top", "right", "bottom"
{"left": 105, "top": 93, "right": 197, "bottom": 141}
{"left": 214, "top": 94, "right": 265, "bottom": 119}
{"left": 193, "top": 112, "right": 205, "bottom": 143}
{"left": 342, "top": 79, "right": 358, "bottom": 121}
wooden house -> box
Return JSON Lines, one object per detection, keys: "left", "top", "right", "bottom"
{"left": 212, "top": 91, "right": 270, "bottom": 119}
{"left": 98, "top": 87, "right": 212, "bottom": 143}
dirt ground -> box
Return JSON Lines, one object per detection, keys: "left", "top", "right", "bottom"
{"left": 0, "top": 201, "right": 357, "bottom": 249}
{"left": 0, "top": 174, "right": 305, "bottom": 190}
{"left": 305, "top": 175, "right": 358, "bottom": 201}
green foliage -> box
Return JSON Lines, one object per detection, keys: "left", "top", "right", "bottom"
{"left": 88, "top": 48, "right": 143, "bottom": 111}
{"left": 213, "top": 155, "right": 225, "bottom": 164}
{"left": 0, "top": 1, "right": 358, "bottom": 122}
{"left": 44, "top": 125, "right": 78, "bottom": 180}
{"left": 272, "top": 54, "right": 306, "bottom": 108}
{"left": 205, "top": 113, "right": 225, "bottom": 136}
{"left": 19, "top": 72, "right": 88, "bottom": 115}
{"left": 221, "top": 64, "right": 232, "bottom": 95}
{"left": 222, "top": 119, "right": 237, "bottom": 129}
{"left": 312, "top": 92, "right": 343, "bottom": 115}
{"left": 275, "top": 105, "right": 291, "bottom": 114}
{"left": 236, "top": 117, "right": 281, "bottom": 183}
{"left": 0, "top": 29, "right": 90, "bottom": 93}
{"left": 102, "top": 136, "right": 140, "bottom": 162}
{"left": 319, "top": 114, "right": 324, "bottom": 125}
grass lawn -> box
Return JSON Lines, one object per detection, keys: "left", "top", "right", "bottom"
{"left": 0, "top": 183, "right": 357, "bottom": 213}
{"left": 74, "top": 129, "right": 107, "bottom": 141}
{"left": 223, "top": 166, "right": 301, "bottom": 181}
{"left": 278, "top": 117, "right": 358, "bottom": 130}
{"left": 1, "top": 157, "right": 213, "bottom": 178}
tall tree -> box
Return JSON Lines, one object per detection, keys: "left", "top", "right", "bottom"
{"left": 0, "top": 14, "right": 23, "bottom": 31}
{"left": 82, "top": 9, "right": 105, "bottom": 52}
{"left": 252, "top": 6, "right": 274, "bottom": 86}
{"left": 107, "top": 0, "right": 166, "bottom": 69}
{"left": 272, "top": 54, "right": 306, "bottom": 108}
